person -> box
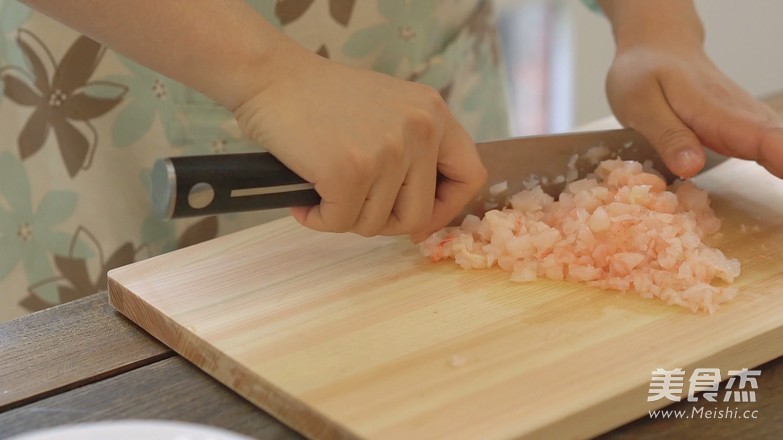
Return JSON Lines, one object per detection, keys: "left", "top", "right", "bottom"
{"left": 0, "top": 0, "right": 780, "bottom": 322}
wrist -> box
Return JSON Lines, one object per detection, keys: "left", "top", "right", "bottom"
{"left": 598, "top": 0, "right": 705, "bottom": 52}
{"left": 217, "top": 34, "right": 312, "bottom": 112}
{"left": 188, "top": 10, "right": 313, "bottom": 112}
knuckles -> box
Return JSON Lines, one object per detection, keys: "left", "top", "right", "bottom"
{"left": 404, "top": 109, "right": 437, "bottom": 147}
{"left": 342, "top": 147, "right": 379, "bottom": 185}
{"left": 407, "top": 85, "right": 448, "bottom": 141}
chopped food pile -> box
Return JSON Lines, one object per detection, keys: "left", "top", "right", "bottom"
{"left": 421, "top": 159, "right": 740, "bottom": 313}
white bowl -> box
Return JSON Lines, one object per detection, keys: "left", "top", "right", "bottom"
{"left": 7, "top": 420, "right": 256, "bottom": 440}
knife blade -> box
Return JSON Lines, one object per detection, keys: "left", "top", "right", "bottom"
{"left": 151, "top": 128, "right": 728, "bottom": 221}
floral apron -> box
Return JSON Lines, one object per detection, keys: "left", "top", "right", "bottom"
{"left": 0, "top": 0, "right": 510, "bottom": 322}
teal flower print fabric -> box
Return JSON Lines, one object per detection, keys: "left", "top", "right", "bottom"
{"left": 104, "top": 60, "right": 188, "bottom": 149}
{"left": 343, "top": 0, "right": 441, "bottom": 75}
{"left": 0, "top": 153, "right": 91, "bottom": 304}
{"left": 0, "top": 0, "right": 31, "bottom": 101}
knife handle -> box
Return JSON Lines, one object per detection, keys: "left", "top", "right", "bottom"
{"left": 152, "top": 152, "right": 320, "bottom": 219}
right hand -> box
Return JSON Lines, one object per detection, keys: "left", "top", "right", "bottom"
{"left": 234, "top": 43, "right": 486, "bottom": 240}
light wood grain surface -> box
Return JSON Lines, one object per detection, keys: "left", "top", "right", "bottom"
{"left": 2, "top": 293, "right": 781, "bottom": 439}
{"left": 108, "top": 153, "right": 783, "bottom": 439}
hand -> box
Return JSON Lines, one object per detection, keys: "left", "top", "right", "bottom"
{"left": 606, "top": 42, "right": 783, "bottom": 179}
{"left": 234, "top": 43, "right": 486, "bottom": 239}
{"left": 600, "top": 0, "right": 783, "bottom": 179}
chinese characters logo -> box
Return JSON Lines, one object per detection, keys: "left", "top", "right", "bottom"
{"left": 647, "top": 368, "right": 760, "bottom": 403}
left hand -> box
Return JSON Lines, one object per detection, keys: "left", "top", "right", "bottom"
{"left": 606, "top": 42, "right": 783, "bottom": 179}
{"left": 600, "top": 0, "right": 783, "bottom": 179}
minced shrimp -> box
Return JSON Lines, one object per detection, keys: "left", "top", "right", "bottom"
{"left": 421, "top": 159, "right": 740, "bottom": 313}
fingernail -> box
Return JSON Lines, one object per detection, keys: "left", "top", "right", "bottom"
{"left": 674, "top": 149, "right": 697, "bottom": 177}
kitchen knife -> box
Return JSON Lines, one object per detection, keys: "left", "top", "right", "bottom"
{"left": 151, "top": 128, "right": 728, "bottom": 221}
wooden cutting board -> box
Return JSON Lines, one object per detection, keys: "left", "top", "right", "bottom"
{"left": 108, "top": 158, "right": 783, "bottom": 440}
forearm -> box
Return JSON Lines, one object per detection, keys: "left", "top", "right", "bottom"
{"left": 598, "top": 0, "right": 705, "bottom": 50}
{"left": 20, "top": 0, "right": 295, "bottom": 110}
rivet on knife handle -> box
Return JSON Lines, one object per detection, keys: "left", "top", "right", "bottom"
{"left": 152, "top": 152, "right": 321, "bottom": 220}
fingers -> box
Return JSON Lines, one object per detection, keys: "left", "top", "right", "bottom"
{"left": 756, "top": 124, "right": 783, "bottom": 178}
{"left": 411, "top": 117, "right": 486, "bottom": 243}
{"left": 291, "top": 107, "right": 444, "bottom": 237}
{"left": 635, "top": 84, "right": 783, "bottom": 179}
{"left": 351, "top": 158, "right": 410, "bottom": 237}
{"left": 382, "top": 157, "right": 437, "bottom": 237}
{"left": 293, "top": 115, "right": 481, "bottom": 241}
{"left": 682, "top": 100, "right": 783, "bottom": 178}
{"left": 380, "top": 109, "right": 441, "bottom": 236}
{"left": 291, "top": 156, "right": 373, "bottom": 233}
{"left": 712, "top": 115, "right": 783, "bottom": 178}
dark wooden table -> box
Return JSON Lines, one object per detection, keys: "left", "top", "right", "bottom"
{"left": 3, "top": 92, "right": 783, "bottom": 439}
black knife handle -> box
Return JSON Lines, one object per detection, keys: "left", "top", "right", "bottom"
{"left": 152, "top": 152, "right": 321, "bottom": 219}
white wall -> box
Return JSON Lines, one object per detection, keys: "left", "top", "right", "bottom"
{"left": 568, "top": 0, "right": 783, "bottom": 127}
